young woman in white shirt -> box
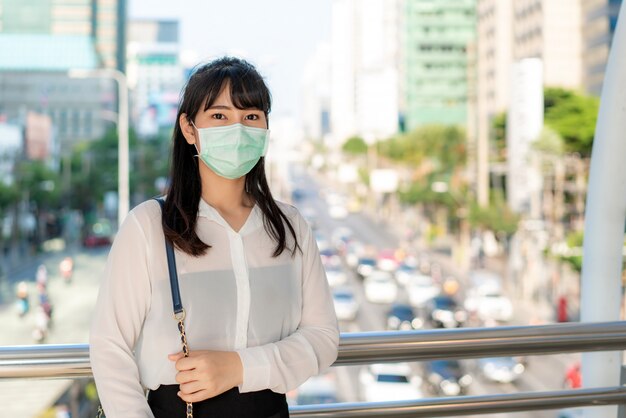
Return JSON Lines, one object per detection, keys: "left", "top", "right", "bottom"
{"left": 90, "top": 56, "right": 340, "bottom": 418}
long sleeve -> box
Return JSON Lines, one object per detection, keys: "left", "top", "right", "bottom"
{"left": 236, "top": 216, "right": 340, "bottom": 393}
{"left": 89, "top": 211, "right": 154, "bottom": 417}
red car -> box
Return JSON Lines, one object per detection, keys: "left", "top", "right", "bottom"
{"left": 83, "top": 220, "right": 113, "bottom": 248}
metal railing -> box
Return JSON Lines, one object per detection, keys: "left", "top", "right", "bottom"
{"left": 2, "top": 321, "right": 626, "bottom": 417}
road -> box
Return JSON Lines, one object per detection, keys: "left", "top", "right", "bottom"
{"left": 0, "top": 247, "right": 109, "bottom": 418}
{"left": 292, "top": 167, "right": 578, "bottom": 418}
{"left": 0, "top": 167, "right": 579, "bottom": 418}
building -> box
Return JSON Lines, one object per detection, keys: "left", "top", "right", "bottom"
{"left": 403, "top": 0, "right": 476, "bottom": 131}
{"left": 0, "top": 0, "right": 127, "bottom": 72}
{"left": 582, "top": 0, "right": 623, "bottom": 95}
{"left": 127, "top": 19, "right": 183, "bottom": 138}
{"left": 301, "top": 42, "right": 331, "bottom": 143}
{"left": 512, "top": 0, "right": 582, "bottom": 88}
{"left": 475, "top": 0, "right": 514, "bottom": 206}
{"left": 330, "top": 0, "right": 400, "bottom": 147}
{"left": 0, "top": 34, "right": 112, "bottom": 153}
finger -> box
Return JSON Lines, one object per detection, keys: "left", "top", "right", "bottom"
{"left": 178, "top": 389, "right": 213, "bottom": 403}
{"left": 174, "top": 356, "right": 197, "bottom": 371}
{"left": 175, "top": 369, "right": 198, "bottom": 384}
{"left": 168, "top": 352, "right": 184, "bottom": 361}
{"left": 179, "top": 380, "right": 203, "bottom": 395}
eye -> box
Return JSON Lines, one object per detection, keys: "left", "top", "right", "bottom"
{"left": 211, "top": 113, "right": 226, "bottom": 120}
{"left": 245, "top": 114, "right": 260, "bottom": 121}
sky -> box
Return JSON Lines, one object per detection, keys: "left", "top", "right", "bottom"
{"left": 129, "top": 0, "right": 332, "bottom": 120}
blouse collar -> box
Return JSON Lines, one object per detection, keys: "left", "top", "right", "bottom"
{"left": 198, "top": 197, "right": 262, "bottom": 235}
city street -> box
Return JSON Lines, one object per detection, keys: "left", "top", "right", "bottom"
{"left": 0, "top": 247, "right": 108, "bottom": 417}
{"left": 0, "top": 171, "right": 578, "bottom": 418}
{"left": 295, "top": 168, "right": 578, "bottom": 418}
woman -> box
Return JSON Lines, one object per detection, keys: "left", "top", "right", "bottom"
{"left": 90, "top": 57, "right": 339, "bottom": 418}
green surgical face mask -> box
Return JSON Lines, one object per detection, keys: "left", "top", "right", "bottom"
{"left": 192, "top": 122, "right": 269, "bottom": 179}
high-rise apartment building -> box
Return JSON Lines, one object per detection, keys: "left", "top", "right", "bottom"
{"left": 582, "top": 0, "right": 623, "bottom": 95}
{"left": 475, "top": 0, "right": 513, "bottom": 206}
{"left": 512, "top": 0, "right": 582, "bottom": 88}
{"left": 0, "top": 0, "right": 127, "bottom": 72}
{"left": 403, "top": 0, "right": 476, "bottom": 131}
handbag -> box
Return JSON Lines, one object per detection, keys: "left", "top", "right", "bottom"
{"left": 96, "top": 198, "right": 193, "bottom": 417}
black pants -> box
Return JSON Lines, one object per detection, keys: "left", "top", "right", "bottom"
{"left": 148, "top": 385, "right": 289, "bottom": 418}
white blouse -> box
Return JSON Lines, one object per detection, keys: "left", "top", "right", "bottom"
{"left": 89, "top": 198, "right": 340, "bottom": 418}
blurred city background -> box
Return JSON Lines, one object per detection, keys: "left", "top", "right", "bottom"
{"left": 0, "top": 0, "right": 624, "bottom": 417}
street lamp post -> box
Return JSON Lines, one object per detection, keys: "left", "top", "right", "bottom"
{"left": 68, "top": 69, "right": 129, "bottom": 227}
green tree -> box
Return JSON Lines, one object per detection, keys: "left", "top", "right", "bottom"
{"left": 69, "top": 128, "right": 170, "bottom": 215}
{"left": 468, "top": 191, "right": 519, "bottom": 236}
{"left": 544, "top": 88, "right": 599, "bottom": 157}
{"left": 378, "top": 125, "right": 466, "bottom": 170}
{"left": 342, "top": 136, "right": 368, "bottom": 155}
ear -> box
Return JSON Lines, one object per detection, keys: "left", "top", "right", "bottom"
{"left": 179, "top": 113, "right": 196, "bottom": 145}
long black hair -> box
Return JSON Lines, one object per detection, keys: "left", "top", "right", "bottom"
{"left": 163, "top": 56, "right": 299, "bottom": 257}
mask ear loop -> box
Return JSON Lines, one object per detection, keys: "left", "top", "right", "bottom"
{"left": 188, "top": 118, "right": 201, "bottom": 157}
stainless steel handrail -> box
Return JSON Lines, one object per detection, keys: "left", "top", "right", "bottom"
{"left": 335, "top": 321, "right": 626, "bottom": 365}
{"left": 2, "top": 322, "right": 626, "bottom": 378}
{"left": 1, "top": 322, "right": 626, "bottom": 416}
{"left": 289, "top": 387, "right": 626, "bottom": 417}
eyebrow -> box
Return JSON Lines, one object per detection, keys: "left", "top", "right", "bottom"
{"left": 208, "top": 104, "right": 263, "bottom": 111}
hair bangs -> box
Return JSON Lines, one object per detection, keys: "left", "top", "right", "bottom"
{"left": 200, "top": 65, "right": 271, "bottom": 115}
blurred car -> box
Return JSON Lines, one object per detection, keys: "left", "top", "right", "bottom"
{"left": 291, "top": 188, "right": 307, "bottom": 201}
{"left": 406, "top": 274, "right": 441, "bottom": 308}
{"left": 364, "top": 271, "right": 398, "bottom": 304}
{"left": 356, "top": 257, "right": 377, "bottom": 278}
{"left": 289, "top": 372, "right": 339, "bottom": 406}
{"left": 83, "top": 219, "right": 113, "bottom": 248}
{"left": 344, "top": 241, "right": 365, "bottom": 268}
{"left": 325, "top": 264, "right": 348, "bottom": 287}
{"left": 424, "top": 360, "right": 472, "bottom": 396}
{"left": 332, "top": 287, "right": 359, "bottom": 321}
{"left": 320, "top": 247, "right": 342, "bottom": 267}
{"left": 464, "top": 274, "right": 513, "bottom": 322}
{"left": 395, "top": 263, "right": 419, "bottom": 287}
{"left": 563, "top": 361, "right": 581, "bottom": 389}
{"left": 331, "top": 227, "right": 353, "bottom": 253}
{"left": 329, "top": 205, "right": 348, "bottom": 219}
{"left": 387, "top": 303, "right": 423, "bottom": 330}
{"left": 427, "top": 295, "right": 467, "bottom": 328}
{"left": 359, "top": 363, "right": 423, "bottom": 402}
{"left": 477, "top": 357, "right": 525, "bottom": 383}
{"left": 377, "top": 249, "right": 399, "bottom": 272}
{"left": 556, "top": 408, "right": 584, "bottom": 418}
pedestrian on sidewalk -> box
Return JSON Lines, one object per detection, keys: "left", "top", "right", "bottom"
{"left": 90, "top": 57, "right": 339, "bottom": 418}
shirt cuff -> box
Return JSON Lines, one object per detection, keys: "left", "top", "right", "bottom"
{"left": 236, "top": 345, "right": 271, "bottom": 393}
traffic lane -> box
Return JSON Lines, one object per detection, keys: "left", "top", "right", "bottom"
{"left": 0, "top": 248, "right": 107, "bottom": 345}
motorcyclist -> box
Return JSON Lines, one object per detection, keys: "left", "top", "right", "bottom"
{"left": 16, "top": 281, "right": 30, "bottom": 317}
{"left": 59, "top": 256, "right": 74, "bottom": 284}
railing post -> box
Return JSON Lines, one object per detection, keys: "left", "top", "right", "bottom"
{"left": 580, "top": 1, "right": 626, "bottom": 417}
{"left": 618, "top": 365, "right": 626, "bottom": 418}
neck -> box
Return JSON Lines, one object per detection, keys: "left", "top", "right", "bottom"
{"left": 198, "top": 163, "right": 253, "bottom": 211}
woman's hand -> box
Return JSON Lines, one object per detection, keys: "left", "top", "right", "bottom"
{"left": 168, "top": 350, "right": 243, "bottom": 403}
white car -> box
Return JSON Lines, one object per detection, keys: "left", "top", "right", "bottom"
{"left": 364, "top": 271, "right": 398, "bottom": 303}
{"left": 465, "top": 271, "right": 513, "bottom": 322}
{"left": 329, "top": 205, "right": 348, "bottom": 219}
{"left": 478, "top": 357, "right": 525, "bottom": 383}
{"left": 406, "top": 274, "right": 441, "bottom": 308}
{"left": 332, "top": 287, "right": 359, "bottom": 321}
{"left": 464, "top": 290, "right": 513, "bottom": 322}
{"left": 325, "top": 264, "right": 348, "bottom": 287}
{"left": 359, "top": 363, "right": 423, "bottom": 402}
